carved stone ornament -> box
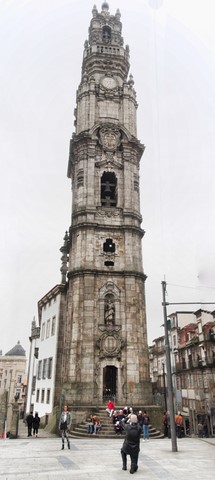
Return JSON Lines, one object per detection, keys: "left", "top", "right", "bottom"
{"left": 99, "top": 126, "right": 121, "bottom": 152}
{"left": 97, "top": 331, "right": 124, "bottom": 358}
{"left": 96, "top": 207, "right": 123, "bottom": 218}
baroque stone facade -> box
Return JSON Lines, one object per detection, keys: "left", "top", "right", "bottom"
{"left": 58, "top": 3, "right": 152, "bottom": 406}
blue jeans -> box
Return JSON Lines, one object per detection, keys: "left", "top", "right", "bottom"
{"left": 143, "top": 424, "right": 149, "bottom": 439}
{"left": 87, "top": 423, "right": 94, "bottom": 433}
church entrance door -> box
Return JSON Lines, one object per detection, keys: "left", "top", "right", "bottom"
{"left": 103, "top": 365, "right": 117, "bottom": 401}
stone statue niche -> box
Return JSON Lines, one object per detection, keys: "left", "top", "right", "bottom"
{"left": 104, "top": 294, "right": 115, "bottom": 326}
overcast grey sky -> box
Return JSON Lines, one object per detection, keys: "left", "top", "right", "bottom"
{"left": 0, "top": 0, "right": 215, "bottom": 357}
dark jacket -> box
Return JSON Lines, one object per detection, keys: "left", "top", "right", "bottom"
{"left": 137, "top": 413, "right": 144, "bottom": 426}
{"left": 26, "top": 413, "right": 34, "bottom": 426}
{"left": 33, "top": 414, "right": 40, "bottom": 429}
{"left": 122, "top": 422, "right": 142, "bottom": 454}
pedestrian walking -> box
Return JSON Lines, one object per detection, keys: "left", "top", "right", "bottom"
{"left": 33, "top": 412, "right": 40, "bottom": 437}
{"left": 59, "top": 405, "right": 71, "bottom": 450}
{"left": 26, "top": 412, "right": 34, "bottom": 437}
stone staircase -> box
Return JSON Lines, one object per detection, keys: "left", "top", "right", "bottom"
{"left": 70, "top": 407, "right": 164, "bottom": 440}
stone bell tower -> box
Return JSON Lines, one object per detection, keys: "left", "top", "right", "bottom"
{"left": 61, "top": 2, "right": 152, "bottom": 406}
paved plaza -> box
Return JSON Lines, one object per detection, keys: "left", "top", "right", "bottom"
{"left": 0, "top": 434, "right": 214, "bottom": 480}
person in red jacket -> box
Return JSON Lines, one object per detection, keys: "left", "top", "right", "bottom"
{"left": 106, "top": 399, "right": 115, "bottom": 417}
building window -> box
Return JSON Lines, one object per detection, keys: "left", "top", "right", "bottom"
{"left": 34, "top": 347, "right": 39, "bottom": 359}
{"left": 46, "top": 389, "right": 51, "bottom": 404}
{"left": 134, "top": 174, "right": 139, "bottom": 192}
{"left": 41, "top": 322, "right": 45, "bottom": 341}
{"left": 77, "top": 169, "right": 84, "bottom": 187}
{"left": 36, "top": 389, "right": 40, "bottom": 402}
{"left": 51, "top": 316, "right": 56, "bottom": 336}
{"left": 37, "top": 360, "right": 42, "bottom": 380}
{"left": 46, "top": 319, "right": 51, "bottom": 338}
{"left": 102, "top": 25, "right": 111, "bottom": 42}
{"left": 103, "top": 238, "right": 115, "bottom": 253}
{"left": 101, "top": 172, "right": 117, "bottom": 207}
{"left": 17, "top": 375, "right": 22, "bottom": 383}
{"left": 42, "top": 359, "right": 47, "bottom": 379}
{"left": 47, "top": 357, "right": 53, "bottom": 379}
{"left": 41, "top": 389, "right": 45, "bottom": 403}
{"left": 15, "top": 389, "right": 20, "bottom": 400}
{"left": 32, "top": 376, "right": 36, "bottom": 394}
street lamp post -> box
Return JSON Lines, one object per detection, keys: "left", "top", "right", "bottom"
{"left": 162, "top": 362, "right": 167, "bottom": 411}
{"left": 162, "top": 280, "right": 178, "bottom": 452}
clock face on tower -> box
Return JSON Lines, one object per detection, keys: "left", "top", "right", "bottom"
{"left": 101, "top": 76, "right": 117, "bottom": 90}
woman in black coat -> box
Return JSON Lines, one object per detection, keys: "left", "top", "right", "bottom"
{"left": 33, "top": 413, "right": 40, "bottom": 437}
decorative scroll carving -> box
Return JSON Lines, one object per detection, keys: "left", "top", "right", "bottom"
{"left": 96, "top": 207, "right": 123, "bottom": 218}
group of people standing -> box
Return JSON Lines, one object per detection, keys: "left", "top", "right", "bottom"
{"left": 162, "top": 411, "right": 184, "bottom": 438}
{"left": 111, "top": 404, "right": 150, "bottom": 442}
{"left": 26, "top": 412, "right": 40, "bottom": 437}
{"left": 60, "top": 402, "right": 145, "bottom": 474}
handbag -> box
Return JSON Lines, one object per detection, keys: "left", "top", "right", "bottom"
{"left": 60, "top": 420, "right": 67, "bottom": 430}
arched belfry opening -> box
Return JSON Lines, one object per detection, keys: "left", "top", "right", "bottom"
{"left": 102, "top": 25, "right": 112, "bottom": 42}
{"left": 103, "top": 365, "right": 117, "bottom": 400}
{"left": 101, "top": 172, "right": 117, "bottom": 207}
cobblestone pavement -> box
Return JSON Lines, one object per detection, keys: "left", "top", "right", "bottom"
{"left": 0, "top": 435, "right": 214, "bottom": 480}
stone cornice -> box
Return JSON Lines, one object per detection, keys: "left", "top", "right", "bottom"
{"left": 67, "top": 269, "right": 147, "bottom": 282}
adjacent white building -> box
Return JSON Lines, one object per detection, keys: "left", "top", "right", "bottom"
{"left": 26, "top": 285, "right": 64, "bottom": 421}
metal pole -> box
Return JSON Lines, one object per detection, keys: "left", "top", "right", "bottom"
{"left": 162, "top": 280, "right": 178, "bottom": 452}
{"left": 162, "top": 362, "right": 167, "bottom": 411}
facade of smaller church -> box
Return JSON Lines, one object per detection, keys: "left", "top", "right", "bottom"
{"left": 0, "top": 342, "right": 26, "bottom": 436}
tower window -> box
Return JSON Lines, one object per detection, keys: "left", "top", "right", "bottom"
{"left": 101, "top": 172, "right": 117, "bottom": 207}
{"left": 102, "top": 26, "right": 111, "bottom": 42}
{"left": 134, "top": 174, "right": 139, "bottom": 192}
{"left": 104, "top": 260, "right": 114, "bottom": 266}
{"left": 77, "top": 169, "right": 84, "bottom": 187}
{"left": 103, "top": 238, "right": 115, "bottom": 253}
